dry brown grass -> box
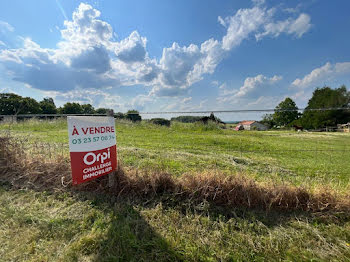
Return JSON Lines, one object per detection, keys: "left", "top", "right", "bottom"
{"left": 1, "top": 135, "right": 349, "bottom": 213}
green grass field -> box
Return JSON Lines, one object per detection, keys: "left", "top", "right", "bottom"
{"left": 1, "top": 119, "right": 350, "bottom": 190}
{"left": 0, "top": 119, "right": 350, "bottom": 261}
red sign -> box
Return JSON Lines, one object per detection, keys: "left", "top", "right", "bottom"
{"left": 67, "top": 116, "right": 117, "bottom": 185}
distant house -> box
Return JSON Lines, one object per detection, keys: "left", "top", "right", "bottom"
{"left": 235, "top": 121, "right": 268, "bottom": 131}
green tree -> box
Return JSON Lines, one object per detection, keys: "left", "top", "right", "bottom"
{"left": 0, "top": 93, "right": 41, "bottom": 115}
{"left": 95, "top": 108, "right": 109, "bottom": 114}
{"left": 60, "top": 102, "right": 83, "bottom": 114}
{"left": 81, "top": 104, "right": 95, "bottom": 114}
{"left": 39, "top": 98, "right": 57, "bottom": 114}
{"left": 171, "top": 115, "right": 202, "bottom": 123}
{"left": 150, "top": 118, "right": 171, "bottom": 127}
{"left": 115, "top": 112, "right": 125, "bottom": 119}
{"left": 126, "top": 110, "right": 142, "bottom": 122}
{"left": 260, "top": 114, "right": 275, "bottom": 128}
{"left": 273, "top": 97, "right": 299, "bottom": 127}
{"left": 0, "top": 93, "right": 21, "bottom": 114}
{"left": 301, "top": 86, "right": 350, "bottom": 129}
{"left": 21, "top": 97, "right": 42, "bottom": 114}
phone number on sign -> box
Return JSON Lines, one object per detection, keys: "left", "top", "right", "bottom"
{"left": 71, "top": 135, "right": 115, "bottom": 145}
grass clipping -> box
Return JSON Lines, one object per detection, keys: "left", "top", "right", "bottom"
{"left": 0, "top": 136, "right": 349, "bottom": 213}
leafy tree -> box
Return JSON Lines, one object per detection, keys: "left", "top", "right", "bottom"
{"left": 0, "top": 93, "right": 41, "bottom": 115}
{"left": 115, "top": 112, "right": 125, "bottom": 119}
{"left": 150, "top": 118, "right": 171, "bottom": 127}
{"left": 95, "top": 108, "right": 109, "bottom": 114}
{"left": 0, "top": 93, "right": 21, "bottom": 114}
{"left": 81, "top": 104, "right": 95, "bottom": 114}
{"left": 209, "top": 112, "right": 224, "bottom": 124}
{"left": 22, "top": 97, "right": 42, "bottom": 114}
{"left": 60, "top": 102, "right": 83, "bottom": 114}
{"left": 39, "top": 98, "right": 57, "bottom": 114}
{"left": 301, "top": 86, "right": 350, "bottom": 129}
{"left": 273, "top": 97, "right": 299, "bottom": 126}
{"left": 171, "top": 115, "right": 202, "bottom": 123}
{"left": 260, "top": 114, "right": 275, "bottom": 128}
{"left": 126, "top": 110, "right": 142, "bottom": 122}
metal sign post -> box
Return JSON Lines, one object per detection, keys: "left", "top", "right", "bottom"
{"left": 107, "top": 110, "right": 115, "bottom": 188}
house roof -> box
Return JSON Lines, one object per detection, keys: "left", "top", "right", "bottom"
{"left": 238, "top": 120, "right": 256, "bottom": 125}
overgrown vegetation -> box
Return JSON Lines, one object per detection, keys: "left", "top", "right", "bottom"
{"left": 149, "top": 118, "right": 171, "bottom": 127}
{"left": 170, "top": 115, "right": 202, "bottom": 123}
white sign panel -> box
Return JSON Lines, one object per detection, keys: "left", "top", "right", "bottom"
{"left": 67, "top": 116, "right": 117, "bottom": 185}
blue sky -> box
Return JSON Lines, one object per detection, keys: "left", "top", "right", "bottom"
{"left": 0, "top": 0, "right": 350, "bottom": 120}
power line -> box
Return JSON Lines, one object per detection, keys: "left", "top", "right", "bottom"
{"left": 136, "top": 107, "right": 350, "bottom": 115}
{"left": 0, "top": 107, "right": 349, "bottom": 117}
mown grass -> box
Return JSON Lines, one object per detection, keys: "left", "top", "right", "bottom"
{"left": 1, "top": 119, "right": 350, "bottom": 261}
{"left": 1, "top": 119, "right": 349, "bottom": 191}
{"left": 0, "top": 186, "right": 349, "bottom": 262}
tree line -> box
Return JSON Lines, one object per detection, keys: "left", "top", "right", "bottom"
{"left": 261, "top": 85, "right": 350, "bottom": 129}
{"left": 0, "top": 93, "right": 141, "bottom": 121}
{"left": 1, "top": 85, "right": 349, "bottom": 129}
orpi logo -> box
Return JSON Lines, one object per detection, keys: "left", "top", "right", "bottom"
{"left": 83, "top": 148, "right": 111, "bottom": 165}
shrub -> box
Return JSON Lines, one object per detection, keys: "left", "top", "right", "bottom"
{"left": 150, "top": 118, "right": 171, "bottom": 127}
{"left": 126, "top": 110, "right": 142, "bottom": 122}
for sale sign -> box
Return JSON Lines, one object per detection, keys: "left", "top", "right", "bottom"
{"left": 67, "top": 116, "right": 117, "bottom": 185}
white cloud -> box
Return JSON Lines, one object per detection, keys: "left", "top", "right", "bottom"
{"left": 234, "top": 74, "right": 282, "bottom": 98}
{"left": 334, "top": 62, "right": 350, "bottom": 74}
{"left": 255, "top": 13, "right": 311, "bottom": 40}
{"left": 153, "top": 1, "right": 310, "bottom": 97}
{"left": 211, "top": 80, "right": 219, "bottom": 86}
{"left": 219, "top": 83, "right": 227, "bottom": 89}
{"left": 192, "top": 38, "right": 225, "bottom": 80}
{"left": 217, "top": 16, "right": 226, "bottom": 27}
{"left": 61, "top": 3, "right": 112, "bottom": 46}
{"left": 45, "top": 88, "right": 123, "bottom": 109}
{"left": 0, "top": 21, "right": 14, "bottom": 33}
{"left": 283, "top": 3, "right": 303, "bottom": 14}
{"left": 0, "top": 4, "right": 155, "bottom": 92}
{"left": 152, "top": 37, "right": 225, "bottom": 96}
{"left": 114, "top": 31, "right": 147, "bottom": 63}
{"left": 0, "top": 87, "right": 16, "bottom": 94}
{"left": 218, "top": 74, "right": 283, "bottom": 104}
{"left": 0, "top": 1, "right": 312, "bottom": 108}
{"left": 158, "top": 43, "right": 200, "bottom": 86}
{"left": 246, "top": 95, "right": 281, "bottom": 108}
{"left": 217, "top": 82, "right": 237, "bottom": 96}
{"left": 126, "top": 94, "right": 155, "bottom": 111}
{"left": 70, "top": 45, "right": 111, "bottom": 73}
{"left": 182, "top": 97, "right": 192, "bottom": 103}
{"left": 0, "top": 40, "right": 5, "bottom": 47}
{"left": 252, "top": 0, "right": 265, "bottom": 6}
{"left": 292, "top": 62, "right": 350, "bottom": 88}
{"left": 221, "top": 6, "right": 269, "bottom": 50}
